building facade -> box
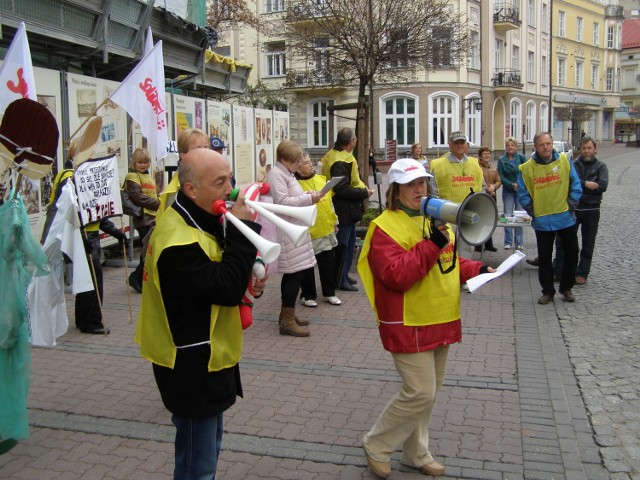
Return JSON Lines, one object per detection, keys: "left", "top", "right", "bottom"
{"left": 217, "top": 0, "right": 620, "bottom": 157}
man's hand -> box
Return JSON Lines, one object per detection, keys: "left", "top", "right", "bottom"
{"left": 230, "top": 189, "right": 254, "bottom": 221}
{"left": 252, "top": 271, "right": 269, "bottom": 298}
{"left": 585, "top": 181, "right": 599, "bottom": 190}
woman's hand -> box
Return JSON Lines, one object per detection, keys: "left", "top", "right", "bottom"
{"left": 309, "top": 190, "right": 326, "bottom": 204}
{"left": 486, "top": 267, "right": 497, "bottom": 273}
{"left": 252, "top": 272, "right": 269, "bottom": 298}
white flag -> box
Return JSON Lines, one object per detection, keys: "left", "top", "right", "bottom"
{"left": 0, "top": 22, "right": 37, "bottom": 113}
{"left": 110, "top": 41, "right": 168, "bottom": 159}
{"left": 144, "top": 27, "right": 154, "bottom": 56}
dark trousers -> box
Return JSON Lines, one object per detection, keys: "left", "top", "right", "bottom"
{"left": 535, "top": 225, "right": 578, "bottom": 296}
{"left": 130, "top": 225, "right": 152, "bottom": 285}
{"left": 75, "top": 231, "right": 103, "bottom": 330}
{"left": 281, "top": 269, "right": 311, "bottom": 308}
{"left": 554, "top": 210, "right": 600, "bottom": 279}
{"left": 300, "top": 248, "right": 337, "bottom": 300}
{"left": 336, "top": 224, "right": 356, "bottom": 287}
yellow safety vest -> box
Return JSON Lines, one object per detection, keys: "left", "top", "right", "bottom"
{"left": 519, "top": 154, "right": 570, "bottom": 217}
{"left": 134, "top": 207, "right": 242, "bottom": 371}
{"left": 124, "top": 171, "right": 158, "bottom": 217}
{"left": 157, "top": 174, "right": 180, "bottom": 218}
{"left": 357, "top": 210, "right": 460, "bottom": 327}
{"left": 298, "top": 174, "right": 337, "bottom": 239}
{"left": 430, "top": 155, "right": 483, "bottom": 204}
{"left": 320, "top": 149, "right": 366, "bottom": 188}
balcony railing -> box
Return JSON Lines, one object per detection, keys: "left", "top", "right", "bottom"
{"left": 605, "top": 5, "right": 624, "bottom": 20}
{"left": 492, "top": 69, "right": 523, "bottom": 89}
{"left": 493, "top": 3, "right": 521, "bottom": 26}
{"left": 284, "top": 68, "right": 336, "bottom": 88}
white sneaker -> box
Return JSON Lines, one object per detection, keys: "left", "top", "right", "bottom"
{"left": 504, "top": 245, "right": 512, "bottom": 250}
{"left": 460, "top": 284, "right": 470, "bottom": 293}
{"left": 325, "top": 296, "right": 342, "bottom": 305}
{"left": 516, "top": 245, "right": 524, "bottom": 251}
{"left": 300, "top": 297, "right": 318, "bottom": 307}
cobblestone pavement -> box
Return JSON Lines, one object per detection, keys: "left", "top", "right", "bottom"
{"left": 0, "top": 145, "right": 636, "bottom": 479}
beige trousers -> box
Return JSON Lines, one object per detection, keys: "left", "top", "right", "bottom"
{"left": 363, "top": 346, "right": 449, "bottom": 467}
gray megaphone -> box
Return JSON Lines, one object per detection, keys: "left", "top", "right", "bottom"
{"left": 419, "top": 192, "right": 498, "bottom": 246}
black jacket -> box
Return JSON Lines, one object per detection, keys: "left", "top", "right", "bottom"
{"left": 152, "top": 190, "right": 259, "bottom": 417}
{"left": 330, "top": 158, "right": 369, "bottom": 226}
{"left": 573, "top": 155, "right": 608, "bottom": 210}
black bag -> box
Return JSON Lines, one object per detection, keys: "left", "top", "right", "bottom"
{"left": 121, "top": 189, "right": 143, "bottom": 218}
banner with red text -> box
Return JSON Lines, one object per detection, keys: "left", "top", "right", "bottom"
{"left": 110, "top": 42, "right": 168, "bottom": 159}
{"left": 73, "top": 154, "right": 121, "bottom": 225}
{"left": 0, "top": 22, "right": 37, "bottom": 113}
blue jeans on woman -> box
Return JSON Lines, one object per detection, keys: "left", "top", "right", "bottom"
{"left": 336, "top": 224, "right": 356, "bottom": 287}
{"left": 502, "top": 190, "right": 523, "bottom": 247}
{"left": 172, "top": 413, "right": 224, "bottom": 480}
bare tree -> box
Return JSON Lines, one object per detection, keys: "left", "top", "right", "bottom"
{"left": 207, "top": 0, "right": 263, "bottom": 34}
{"left": 283, "top": 0, "right": 469, "bottom": 175}
{"left": 555, "top": 105, "right": 593, "bottom": 147}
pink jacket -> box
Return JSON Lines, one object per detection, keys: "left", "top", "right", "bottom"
{"left": 266, "top": 162, "right": 317, "bottom": 273}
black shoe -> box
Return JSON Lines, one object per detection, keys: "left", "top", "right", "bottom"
{"left": 485, "top": 246, "right": 498, "bottom": 252}
{"left": 526, "top": 257, "right": 540, "bottom": 267}
{"left": 128, "top": 274, "right": 142, "bottom": 293}
{"left": 347, "top": 275, "right": 358, "bottom": 285}
{"left": 474, "top": 246, "right": 483, "bottom": 252}
{"left": 339, "top": 283, "right": 359, "bottom": 292}
{"left": 79, "top": 325, "right": 110, "bottom": 335}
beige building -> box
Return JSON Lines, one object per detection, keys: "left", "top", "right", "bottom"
{"left": 217, "top": 0, "right": 620, "bottom": 156}
{"left": 550, "top": 1, "right": 623, "bottom": 146}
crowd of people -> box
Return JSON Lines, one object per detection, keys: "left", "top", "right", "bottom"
{"left": 56, "top": 124, "right": 606, "bottom": 479}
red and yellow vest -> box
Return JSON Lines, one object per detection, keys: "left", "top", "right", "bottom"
{"left": 519, "top": 154, "right": 570, "bottom": 217}
{"left": 430, "top": 155, "right": 483, "bottom": 204}
{"left": 125, "top": 171, "right": 158, "bottom": 217}
{"left": 134, "top": 207, "right": 242, "bottom": 371}
{"left": 357, "top": 210, "right": 460, "bottom": 327}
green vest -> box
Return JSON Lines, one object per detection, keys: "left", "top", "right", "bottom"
{"left": 135, "top": 207, "right": 242, "bottom": 371}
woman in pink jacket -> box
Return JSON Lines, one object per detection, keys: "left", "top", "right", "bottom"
{"left": 267, "top": 140, "right": 325, "bottom": 336}
{"left": 357, "top": 158, "right": 495, "bottom": 478}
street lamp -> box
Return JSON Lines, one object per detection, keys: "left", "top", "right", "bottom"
{"left": 463, "top": 97, "right": 483, "bottom": 114}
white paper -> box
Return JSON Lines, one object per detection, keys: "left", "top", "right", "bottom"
{"left": 319, "top": 176, "right": 346, "bottom": 196}
{"left": 466, "top": 251, "right": 526, "bottom": 293}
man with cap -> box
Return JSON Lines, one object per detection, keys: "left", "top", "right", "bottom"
{"left": 429, "top": 131, "right": 484, "bottom": 205}
{"left": 358, "top": 158, "right": 495, "bottom": 479}
{"left": 210, "top": 136, "right": 227, "bottom": 154}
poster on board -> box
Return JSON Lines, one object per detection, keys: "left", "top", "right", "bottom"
{"left": 173, "top": 94, "right": 204, "bottom": 139}
{"left": 273, "top": 110, "right": 290, "bottom": 146}
{"left": 232, "top": 105, "right": 255, "bottom": 185}
{"left": 207, "top": 100, "right": 233, "bottom": 169}
{"left": 66, "top": 72, "right": 128, "bottom": 185}
{"left": 254, "top": 108, "right": 273, "bottom": 183}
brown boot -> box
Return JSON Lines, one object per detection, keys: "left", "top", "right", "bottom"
{"left": 279, "top": 307, "right": 310, "bottom": 337}
{"left": 278, "top": 308, "right": 309, "bottom": 327}
{"left": 295, "top": 313, "right": 309, "bottom": 326}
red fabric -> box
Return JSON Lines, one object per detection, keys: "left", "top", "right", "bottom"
{"left": 368, "top": 227, "right": 483, "bottom": 353}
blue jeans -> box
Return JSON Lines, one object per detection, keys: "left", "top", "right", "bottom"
{"left": 336, "top": 224, "right": 356, "bottom": 286}
{"left": 172, "top": 413, "right": 223, "bottom": 480}
{"left": 502, "top": 190, "right": 523, "bottom": 247}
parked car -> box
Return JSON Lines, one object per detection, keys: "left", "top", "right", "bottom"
{"left": 553, "top": 140, "right": 573, "bottom": 161}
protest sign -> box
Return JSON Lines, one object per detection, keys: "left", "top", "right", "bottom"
{"left": 73, "top": 154, "right": 122, "bottom": 225}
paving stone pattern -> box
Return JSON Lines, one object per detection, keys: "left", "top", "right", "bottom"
{"left": 0, "top": 145, "right": 636, "bottom": 479}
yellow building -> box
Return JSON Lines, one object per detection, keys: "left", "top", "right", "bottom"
{"left": 551, "top": 1, "right": 623, "bottom": 146}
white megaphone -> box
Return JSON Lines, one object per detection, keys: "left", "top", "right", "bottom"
{"left": 244, "top": 199, "right": 313, "bottom": 247}
{"left": 420, "top": 192, "right": 498, "bottom": 246}
{"left": 211, "top": 200, "right": 282, "bottom": 263}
